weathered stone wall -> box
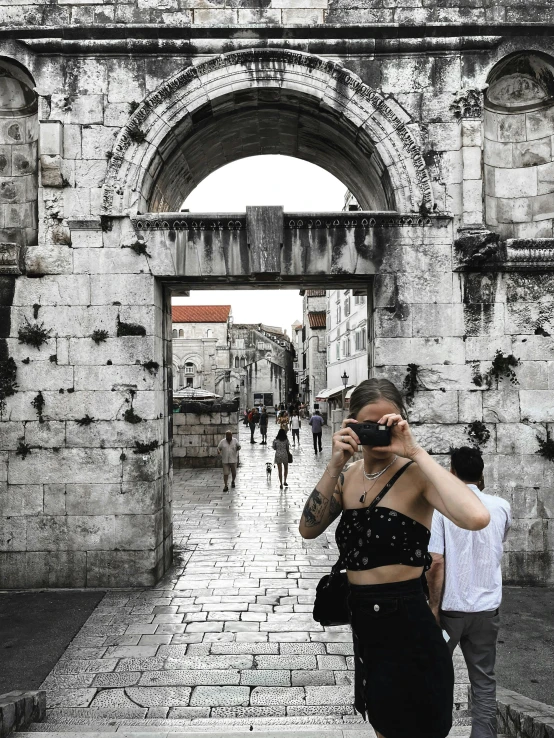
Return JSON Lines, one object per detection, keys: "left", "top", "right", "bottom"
{"left": 173, "top": 410, "right": 239, "bottom": 469}
{"left": 0, "top": 24, "right": 553, "bottom": 586}
{"left": 0, "top": 0, "right": 553, "bottom": 27}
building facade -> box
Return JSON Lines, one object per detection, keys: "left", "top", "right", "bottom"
{"left": 231, "top": 324, "right": 296, "bottom": 410}
{"left": 171, "top": 305, "right": 232, "bottom": 396}
{"left": 299, "top": 290, "right": 327, "bottom": 412}
{"left": 326, "top": 289, "right": 369, "bottom": 392}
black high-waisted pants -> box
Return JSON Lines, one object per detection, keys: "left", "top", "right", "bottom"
{"left": 348, "top": 577, "right": 454, "bottom": 738}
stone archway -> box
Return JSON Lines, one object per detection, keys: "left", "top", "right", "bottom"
{"left": 102, "top": 48, "right": 433, "bottom": 217}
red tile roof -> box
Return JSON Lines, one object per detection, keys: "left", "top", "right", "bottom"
{"left": 308, "top": 311, "right": 327, "bottom": 329}
{"left": 172, "top": 305, "right": 231, "bottom": 323}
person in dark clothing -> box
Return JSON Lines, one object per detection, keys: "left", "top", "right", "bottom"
{"left": 259, "top": 407, "right": 268, "bottom": 445}
{"left": 309, "top": 410, "right": 324, "bottom": 454}
{"left": 248, "top": 408, "right": 259, "bottom": 443}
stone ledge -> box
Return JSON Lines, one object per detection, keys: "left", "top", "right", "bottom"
{"left": 496, "top": 686, "right": 554, "bottom": 738}
{"left": 0, "top": 690, "right": 46, "bottom": 738}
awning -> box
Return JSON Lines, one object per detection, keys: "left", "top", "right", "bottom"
{"left": 345, "top": 386, "right": 356, "bottom": 400}
{"left": 316, "top": 384, "right": 354, "bottom": 401}
{"left": 174, "top": 388, "right": 222, "bottom": 400}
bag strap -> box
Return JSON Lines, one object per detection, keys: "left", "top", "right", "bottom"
{"left": 366, "top": 461, "right": 414, "bottom": 513}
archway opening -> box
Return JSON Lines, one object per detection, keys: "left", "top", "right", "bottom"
{"left": 144, "top": 87, "right": 394, "bottom": 214}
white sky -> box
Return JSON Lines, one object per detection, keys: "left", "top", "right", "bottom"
{"left": 173, "top": 156, "right": 347, "bottom": 331}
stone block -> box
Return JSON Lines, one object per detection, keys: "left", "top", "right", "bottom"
{"left": 374, "top": 337, "right": 464, "bottom": 367}
{"left": 526, "top": 107, "right": 554, "bottom": 141}
{"left": 495, "top": 167, "right": 537, "bottom": 199}
{"left": 496, "top": 423, "right": 545, "bottom": 455}
{"left": 520, "top": 390, "right": 554, "bottom": 422}
{"left": 458, "top": 390, "right": 483, "bottom": 423}
{"left": 189, "top": 686, "right": 250, "bottom": 707}
{"left": 496, "top": 197, "right": 532, "bottom": 224}
{"left": 497, "top": 113, "right": 526, "bottom": 143}
{"left": 412, "top": 423, "right": 495, "bottom": 455}
{"left": 532, "top": 193, "right": 554, "bottom": 221}
{"left": 537, "top": 160, "right": 554, "bottom": 195}
{"left": 68, "top": 336, "right": 159, "bottom": 366}
{"left": 25, "top": 242, "right": 73, "bottom": 276}
{"left": 465, "top": 335, "right": 512, "bottom": 361}
{"left": 73, "top": 364, "right": 160, "bottom": 391}
{"left": 504, "top": 518, "right": 546, "bottom": 553}
{"left": 87, "top": 549, "right": 161, "bottom": 588}
{"left": 412, "top": 303, "right": 464, "bottom": 338}
{"left": 482, "top": 390, "right": 521, "bottom": 423}
{"left": 513, "top": 137, "right": 552, "bottom": 168}
{"left": 24, "top": 420, "right": 67, "bottom": 448}
{"left": 514, "top": 335, "right": 554, "bottom": 362}
{"left": 8, "top": 447, "right": 123, "bottom": 485}
{"left": 513, "top": 220, "right": 553, "bottom": 238}
{"left": 282, "top": 8, "right": 324, "bottom": 22}
{"left": 44, "top": 483, "right": 66, "bottom": 515}
{"left": 484, "top": 140, "right": 513, "bottom": 169}
{"left": 13, "top": 275, "right": 91, "bottom": 306}
{"left": 90, "top": 274, "right": 156, "bottom": 305}
{"left": 114, "top": 512, "right": 163, "bottom": 551}
{"left": 462, "top": 179, "right": 484, "bottom": 216}
{"left": 462, "top": 147, "right": 481, "bottom": 180}
{"left": 407, "top": 391, "right": 459, "bottom": 424}
{"left": 250, "top": 686, "right": 305, "bottom": 705}
{"left": 0, "top": 484, "right": 42, "bottom": 516}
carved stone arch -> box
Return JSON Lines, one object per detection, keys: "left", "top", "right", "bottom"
{"left": 183, "top": 354, "right": 203, "bottom": 372}
{"left": 102, "top": 48, "right": 433, "bottom": 216}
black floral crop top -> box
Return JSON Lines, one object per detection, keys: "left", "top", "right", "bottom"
{"left": 335, "top": 461, "right": 432, "bottom": 573}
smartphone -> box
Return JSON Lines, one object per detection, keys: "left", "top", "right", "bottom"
{"left": 348, "top": 422, "right": 391, "bottom": 447}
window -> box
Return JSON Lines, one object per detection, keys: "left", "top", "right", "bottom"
{"left": 327, "top": 345, "right": 330, "bottom": 362}
{"left": 206, "top": 329, "right": 213, "bottom": 338}
{"left": 240, "top": 356, "right": 246, "bottom": 368}
{"left": 355, "top": 330, "right": 367, "bottom": 351}
{"left": 172, "top": 329, "right": 177, "bottom": 337}
{"left": 343, "top": 337, "right": 351, "bottom": 357}
{"left": 179, "top": 329, "right": 184, "bottom": 337}
{"left": 335, "top": 342, "right": 340, "bottom": 360}
{"left": 354, "top": 295, "right": 366, "bottom": 306}
{"left": 234, "top": 356, "right": 239, "bottom": 368}
{"left": 186, "top": 377, "right": 193, "bottom": 387}
{"left": 344, "top": 297, "right": 350, "bottom": 317}
{"left": 257, "top": 341, "right": 268, "bottom": 351}
{"left": 337, "top": 305, "right": 341, "bottom": 323}
{"left": 184, "top": 363, "right": 195, "bottom": 375}
{"left": 343, "top": 289, "right": 350, "bottom": 296}
{"left": 303, "top": 353, "right": 307, "bottom": 370}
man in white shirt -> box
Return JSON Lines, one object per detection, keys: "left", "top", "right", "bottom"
{"left": 217, "top": 430, "right": 241, "bottom": 492}
{"left": 427, "top": 446, "right": 511, "bottom": 738}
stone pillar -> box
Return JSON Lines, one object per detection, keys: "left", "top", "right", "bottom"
{"left": 454, "top": 90, "right": 485, "bottom": 228}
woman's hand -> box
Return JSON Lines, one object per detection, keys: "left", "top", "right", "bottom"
{"left": 329, "top": 419, "right": 361, "bottom": 472}
{"left": 374, "top": 413, "right": 421, "bottom": 460}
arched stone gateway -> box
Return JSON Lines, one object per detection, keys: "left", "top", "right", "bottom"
{"left": 102, "top": 48, "right": 433, "bottom": 216}
{"left": 1, "top": 14, "right": 554, "bottom": 589}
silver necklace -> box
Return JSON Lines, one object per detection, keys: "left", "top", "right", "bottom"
{"left": 359, "top": 456, "right": 398, "bottom": 504}
{"left": 363, "top": 456, "right": 398, "bottom": 480}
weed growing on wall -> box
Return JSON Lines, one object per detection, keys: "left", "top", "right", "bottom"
{"left": 403, "top": 363, "right": 423, "bottom": 405}
{"left": 124, "top": 408, "right": 143, "bottom": 424}
{"left": 76, "top": 415, "right": 94, "bottom": 426}
{"left": 0, "top": 357, "right": 17, "bottom": 414}
{"left": 117, "top": 317, "right": 146, "bottom": 337}
{"left": 18, "top": 319, "right": 52, "bottom": 349}
{"left": 143, "top": 361, "right": 159, "bottom": 375}
{"left": 16, "top": 441, "right": 32, "bottom": 459}
{"left": 133, "top": 440, "right": 158, "bottom": 454}
{"left": 91, "top": 330, "right": 109, "bottom": 344}
{"left": 467, "top": 421, "right": 491, "bottom": 447}
{"left": 31, "top": 391, "right": 45, "bottom": 423}
{"left": 537, "top": 434, "right": 554, "bottom": 462}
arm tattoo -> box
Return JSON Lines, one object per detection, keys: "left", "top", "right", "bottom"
{"left": 334, "top": 472, "right": 345, "bottom": 496}
{"left": 302, "top": 488, "right": 329, "bottom": 528}
{"left": 329, "top": 495, "right": 342, "bottom": 523}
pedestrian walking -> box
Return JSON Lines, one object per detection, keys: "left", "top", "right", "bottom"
{"left": 309, "top": 409, "right": 324, "bottom": 453}
{"left": 299, "top": 378, "right": 491, "bottom": 738}
{"left": 272, "top": 428, "right": 291, "bottom": 489}
{"left": 290, "top": 410, "right": 301, "bottom": 446}
{"left": 217, "top": 429, "right": 241, "bottom": 492}
{"left": 248, "top": 407, "right": 259, "bottom": 444}
{"left": 278, "top": 409, "right": 290, "bottom": 433}
{"left": 427, "top": 446, "right": 512, "bottom": 738}
{"left": 259, "top": 406, "right": 268, "bottom": 445}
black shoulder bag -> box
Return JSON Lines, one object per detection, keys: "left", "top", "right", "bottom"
{"left": 312, "top": 462, "right": 414, "bottom": 627}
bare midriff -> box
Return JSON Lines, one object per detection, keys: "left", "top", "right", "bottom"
{"left": 346, "top": 563, "right": 424, "bottom": 585}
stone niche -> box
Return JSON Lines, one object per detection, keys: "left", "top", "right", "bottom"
{"left": 484, "top": 52, "right": 554, "bottom": 239}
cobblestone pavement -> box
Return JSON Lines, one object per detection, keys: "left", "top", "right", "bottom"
{"left": 37, "top": 422, "right": 469, "bottom": 732}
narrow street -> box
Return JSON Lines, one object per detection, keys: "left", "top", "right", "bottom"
{"left": 36, "top": 421, "right": 470, "bottom": 731}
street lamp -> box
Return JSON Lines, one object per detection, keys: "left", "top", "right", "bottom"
{"left": 341, "top": 370, "right": 349, "bottom": 410}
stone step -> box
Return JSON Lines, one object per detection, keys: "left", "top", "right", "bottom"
{"left": 17, "top": 723, "right": 488, "bottom": 738}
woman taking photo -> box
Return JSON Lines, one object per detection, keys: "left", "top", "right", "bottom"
{"left": 299, "top": 378, "right": 490, "bottom": 738}
{"left": 272, "top": 428, "right": 291, "bottom": 490}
